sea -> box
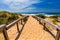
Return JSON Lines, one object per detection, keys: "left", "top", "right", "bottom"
{"left": 18, "top": 12, "right": 60, "bottom": 16}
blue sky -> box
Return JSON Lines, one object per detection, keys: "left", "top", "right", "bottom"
{"left": 0, "top": 0, "right": 60, "bottom": 12}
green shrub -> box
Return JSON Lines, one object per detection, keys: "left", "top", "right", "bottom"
{"left": 0, "top": 11, "right": 21, "bottom": 25}
{"left": 36, "top": 14, "right": 46, "bottom": 19}
{"left": 23, "top": 16, "right": 29, "bottom": 23}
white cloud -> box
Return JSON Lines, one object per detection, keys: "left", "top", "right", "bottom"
{"left": 2, "top": 0, "right": 41, "bottom": 12}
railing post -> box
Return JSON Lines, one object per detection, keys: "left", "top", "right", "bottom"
{"left": 43, "top": 23, "right": 46, "bottom": 30}
{"left": 44, "top": 23, "right": 45, "bottom": 30}
{"left": 2, "top": 25, "right": 9, "bottom": 40}
{"left": 21, "top": 19, "right": 23, "bottom": 25}
{"left": 55, "top": 29, "right": 60, "bottom": 40}
{"left": 16, "top": 23, "right": 19, "bottom": 33}
{"left": 39, "top": 20, "right": 42, "bottom": 24}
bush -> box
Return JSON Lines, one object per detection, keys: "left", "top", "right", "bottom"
{"left": 36, "top": 14, "right": 46, "bottom": 19}
{"left": 0, "top": 13, "right": 7, "bottom": 18}
{"left": 0, "top": 11, "right": 20, "bottom": 25}
{"left": 23, "top": 16, "right": 29, "bottom": 23}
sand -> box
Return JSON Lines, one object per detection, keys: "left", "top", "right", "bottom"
{"left": 18, "top": 16, "right": 55, "bottom": 40}
{"left": 0, "top": 15, "right": 23, "bottom": 40}
{"left": 0, "top": 16, "right": 58, "bottom": 40}
{"left": 45, "top": 17, "right": 60, "bottom": 26}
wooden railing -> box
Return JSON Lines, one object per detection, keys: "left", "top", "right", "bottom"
{"left": 33, "top": 16, "right": 60, "bottom": 40}
{"left": 0, "top": 16, "right": 29, "bottom": 40}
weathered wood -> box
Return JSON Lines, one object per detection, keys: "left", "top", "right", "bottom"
{"left": 34, "top": 16, "right": 60, "bottom": 40}
{"left": 16, "top": 23, "right": 19, "bottom": 33}
{"left": 55, "top": 30, "right": 60, "bottom": 40}
{"left": 6, "top": 18, "right": 21, "bottom": 30}
{"left": 6, "top": 16, "right": 28, "bottom": 30}
{"left": 0, "top": 24, "right": 6, "bottom": 32}
{"left": 0, "top": 16, "right": 28, "bottom": 40}
{"left": 35, "top": 16, "right": 60, "bottom": 30}
{"left": 21, "top": 19, "right": 23, "bottom": 25}
{"left": 2, "top": 25, "right": 9, "bottom": 40}
{"left": 43, "top": 23, "right": 46, "bottom": 30}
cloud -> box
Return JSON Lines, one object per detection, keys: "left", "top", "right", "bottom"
{"left": 0, "top": 0, "right": 41, "bottom": 12}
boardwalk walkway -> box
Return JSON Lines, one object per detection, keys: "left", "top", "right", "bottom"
{"left": 18, "top": 16, "right": 55, "bottom": 40}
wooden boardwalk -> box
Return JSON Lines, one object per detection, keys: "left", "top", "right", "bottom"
{"left": 1, "top": 16, "right": 60, "bottom": 40}
{"left": 18, "top": 16, "right": 55, "bottom": 40}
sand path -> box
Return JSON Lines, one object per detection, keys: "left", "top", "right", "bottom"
{"left": 18, "top": 16, "right": 55, "bottom": 40}
{"left": 0, "top": 16, "right": 55, "bottom": 40}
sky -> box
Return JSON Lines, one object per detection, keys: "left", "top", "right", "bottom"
{"left": 0, "top": 0, "right": 60, "bottom": 12}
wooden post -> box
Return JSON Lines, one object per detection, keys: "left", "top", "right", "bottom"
{"left": 39, "top": 20, "right": 41, "bottom": 24}
{"left": 21, "top": 19, "right": 23, "bottom": 25}
{"left": 16, "top": 23, "right": 19, "bottom": 33}
{"left": 43, "top": 23, "right": 46, "bottom": 30}
{"left": 55, "top": 29, "right": 60, "bottom": 40}
{"left": 2, "top": 26, "right": 9, "bottom": 40}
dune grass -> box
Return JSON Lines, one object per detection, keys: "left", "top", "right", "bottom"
{"left": 35, "top": 14, "right": 60, "bottom": 25}
{"left": 49, "top": 15, "right": 60, "bottom": 24}
{"left": 0, "top": 11, "right": 23, "bottom": 25}
{"left": 36, "top": 14, "right": 46, "bottom": 19}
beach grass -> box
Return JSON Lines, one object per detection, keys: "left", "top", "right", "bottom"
{"left": 35, "top": 14, "right": 60, "bottom": 25}
{"left": 49, "top": 15, "right": 60, "bottom": 25}
{"left": 0, "top": 11, "right": 23, "bottom": 25}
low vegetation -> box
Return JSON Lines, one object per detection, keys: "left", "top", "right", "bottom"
{"left": 36, "top": 14, "right": 46, "bottom": 19}
{"left": 0, "top": 11, "right": 22, "bottom": 25}
{"left": 35, "top": 14, "right": 60, "bottom": 25}
{"left": 23, "top": 16, "right": 29, "bottom": 23}
{"left": 49, "top": 15, "right": 60, "bottom": 24}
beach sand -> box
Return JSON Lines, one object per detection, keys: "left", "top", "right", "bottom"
{"left": 18, "top": 16, "right": 55, "bottom": 40}
{"left": 0, "top": 16, "right": 59, "bottom": 40}
{"left": 0, "top": 15, "right": 23, "bottom": 40}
